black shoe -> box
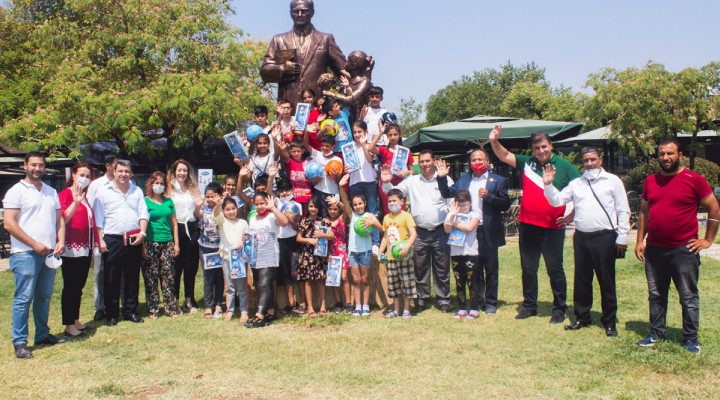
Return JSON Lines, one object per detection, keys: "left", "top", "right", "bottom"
{"left": 125, "top": 314, "right": 144, "bottom": 323}
{"left": 515, "top": 308, "right": 537, "bottom": 319}
{"left": 245, "top": 317, "right": 267, "bottom": 328}
{"left": 344, "top": 304, "right": 354, "bottom": 313}
{"left": 106, "top": 318, "right": 118, "bottom": 326}
{"left": 564, "top": 320, "right": 591, "bottom": 330}
{"left": 604, "top": 324, "right": 619, "bottom": 337}
{"left": 14, "top": 344, "right": 33, "bottom": 359}
{"left": 35, "top": 334, "right": 67, "bottom": 346}
{"left": 549, "top": 312, "right": 566, "bottom": 324}
{"left": 93, "top": 310, "right": 106, "bottom": 321}
{"left": 414, "top": 300, "right": 426, "bottom": 314}
{"left": 439, "top": 304, "right": 452, "bottom": 313}
{"left": 333, "top": 302, "right": 343, "bottom": 314}
{"left": 264, "top": 313, "right": 277, "bottom": 323}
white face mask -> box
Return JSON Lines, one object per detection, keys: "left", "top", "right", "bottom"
{"left": 153, "top": 185, "right": 166, "bottom": 194}
{"left": 171, "top": 179, "right": 182, "bottom": 191}
{"left": 76, "top": 176, "right": 91, "bottom": 189}
{"left": 279, "top": 195, "right": 293, "bottom": 203}
{"left": 45, "top": 254, "right": 62, "bottom": 269}
{"left": 388, "top": 203, "right": 402, "bottom": 213}
{"left": 583, "top": 168, "right": 601, "bottom": 181}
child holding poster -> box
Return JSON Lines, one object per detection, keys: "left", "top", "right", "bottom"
{"left": 369, "top": 123, "right": 415, "bottom": 214}
{"left": 213, "top": 194, "right": 250, "bottom": 322}
{"left": 296, "top": 197, "right": 333, "bottom": 317}
{"left": 442, "top": 190, "right": 481, "bottom": 320}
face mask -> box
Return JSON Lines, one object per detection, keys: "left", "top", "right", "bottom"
{"left": 279, "top": 195, "right": 293, "bottom": 203}
{"left": 257, "top": 208, "right": 270, "bottom": 216}
{"left": 322, "top": 150, "right": 334, "bottom": 157}
{"left": 172, "top": 179, "right": 181, "bottom": 191}
{"left": 388, "top": 203, "right": 402, "bottom": 213}
{"left": 76, "top": 176, "right": 91, "bottom": 189}
{"left": 583, "top": 168, "right": 601, "bottom": 181}
{"left": 470, "top": 162, "right": 487, "bottom": 175}
{"left": 153, "top": 185, "right": 165, "bottom": 194}
{"left": 45, "top": 254, "right": 62, "bottom": 269}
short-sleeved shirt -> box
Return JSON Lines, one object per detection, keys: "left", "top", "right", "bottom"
{"left": 378, "top": 146, "right": 415, "bottom": 185}
{"left": 2, "top": 180, "right": 60, "bottom": 253}
{"left": 382, "top": 211, "right": 416, "bottom": 260}
{"left": 145, "top": 197, "right": 175, "bottom": 242}
{"left": 310, "top": 149, "right": 341, "bottom": 194}
{"left": 332, "top": 107, "right": 353, "bottom": 153}
{"left": 364, "top": 107, "right": 388, "bottom": 146}
{"left": 642, "top": 169, "right": 713, "bottom": 248}
{"left": 198, "top": 205, "right": 220, "bottom": 248}
{"left": 349, "top": 143, "right": 376, "bottom": 186}
{"left": 248, "top": 213, "right": 280, "bottom": 268}
{"left": 286, "top": 158, "right": 312, "bottom": 203}
{"left": 275, "top": 198, "right": 302, "bottom": 239}
{"left": 349, "top": 212, "right": 372, "bottom": 253}
{"left": 515, "top": 154, "right": 580, "bottom": 229}
{"left": 444, "top": 211, "right": 481, "bottom": 257}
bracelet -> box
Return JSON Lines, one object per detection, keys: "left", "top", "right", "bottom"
{"left": 139, "top": 231, "right": 146, "bottom": 237}
{"left": 708, "top": 218, "right": 719, "bottom": 223}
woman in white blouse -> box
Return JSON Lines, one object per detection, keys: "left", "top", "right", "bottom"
{"left": 166, "top": 159, "right": 203, "bottom": 312}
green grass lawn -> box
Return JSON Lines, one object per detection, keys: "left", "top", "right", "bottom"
{"left": 0, "top": 238, "right": 719, "bottom": 399}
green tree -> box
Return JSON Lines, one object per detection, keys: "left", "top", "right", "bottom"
{"left": 0, "top": 0, "right": 270, "bottom": 163}
{"left": 583, "top": 61, "right": 720, "bottom": 167}
{"left": 425, "top": 61, "right": 582, "bottom": 125}
{"left": 396, "top": 96, "right": 425, "bottom": 136}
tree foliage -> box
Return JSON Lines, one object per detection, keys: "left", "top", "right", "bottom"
{"left": 396, "top": 96, "right": 425, "bottom": 136}
{"left": 425, "top": 61, "right": 582, "bottom": 125}
{"left": 0, "top": 0, "right": 270, "bottom": 162}
{"left": 583, "top": 61, "right": 720, "bottom": 166}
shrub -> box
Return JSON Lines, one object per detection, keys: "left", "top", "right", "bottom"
{"left": 623, "top": 157, "right": 720, "bottom": 192}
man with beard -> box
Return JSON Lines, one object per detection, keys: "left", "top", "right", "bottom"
{"left": 635, "top": 139, "right": 719, "bottom": 354}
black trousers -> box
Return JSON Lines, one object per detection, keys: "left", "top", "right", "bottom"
{"left": 174, "top": 222, "right": 200, "bottom": 304}
{"left": 645, "top": 245, "right": 700, "bottom": 341}
{"left": 253, "top": 267, "right": 276, "bottom": 315}
{"left": 519, "top": 223, "right": 567, "bottom": 313}
{"left": 476, "top": 227, "right": 500, "bottom": 308}
{"left": 452, "top": 255, "right": 479, "bottom": 310}
{"left": 572, "top": 230, "right": 617, "bottom": 326}
{"left": 200, "top": 245, "right": 224, "bottom": 309}
{"left": 103, "top": 235, "right": 142, "bottom": 319}
{"left": 60, "top": 256, "right": 92, "bottom": 325}
{"left": 413, "top": 226, "right": 451, "bottom": 305}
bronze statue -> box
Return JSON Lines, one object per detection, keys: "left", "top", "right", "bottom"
{"left": 322, "top": 50, "right": 374, "bottom": 122}
{"left": 260, "top": 0, "right": 346, "bottom": 108}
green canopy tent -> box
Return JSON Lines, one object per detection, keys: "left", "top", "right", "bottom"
{"left": 405, "top": 116, "right": 584, "bottom": 153}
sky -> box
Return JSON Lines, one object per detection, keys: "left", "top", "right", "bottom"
{"left": 230, "top": 0, "right": 720, "bottom": 116}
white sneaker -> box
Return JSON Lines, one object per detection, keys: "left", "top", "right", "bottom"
{"left": 372, "top": 245, "right": 379, "bottom": 256}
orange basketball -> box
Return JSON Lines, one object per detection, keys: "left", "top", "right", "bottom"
{"left": 325, "top": 159, "right": 343, "bottom": 175}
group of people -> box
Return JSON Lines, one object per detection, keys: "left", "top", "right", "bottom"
{"left": 4, "top": 92, "right": 718, "bottom": 358}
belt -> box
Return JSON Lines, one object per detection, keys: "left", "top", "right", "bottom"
{"left": 417, "top": 224, "right": 443, "bottom": 232}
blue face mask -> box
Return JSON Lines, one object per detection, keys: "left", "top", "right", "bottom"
{"left": 388, "top": 203, "right": 402, "bottom": 213}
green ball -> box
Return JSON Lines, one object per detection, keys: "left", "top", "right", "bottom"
{"left": 353, "top": 216, "right": 373, "bottom": 237}
{"left": 391, "top": 241, "right": 412, "bottom": 260}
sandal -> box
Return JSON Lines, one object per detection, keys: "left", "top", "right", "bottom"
{"left": 294, "top": 305, "right": 307, "bottom": 315}
{"left": 224, "top": 312, "right": 233, "bottom": 321}
{"left": 148, "top": 313, "right": 159, "bottom": 320}
{"left": 280, "top": 305, "right": 295, "bottom": 316}
{"left": 318, "top": 310, "right": 328, "bottom": 317}
{"left": 454, "top": 310, "right": 468, "bottom": 319}
{"left": 203, "top": 309, "right": 213, "bottom": 319}
{"left": 466, "top": 310, "right": 480, "bottom": 320}
{"left": 402, "top": 311, "right": 412, "bottom": 320}
{"left": 307, "top": 311, "right": 318, "bottom": 318}
{"left": 386, "top": 311, "right": 398, "bottom": 318}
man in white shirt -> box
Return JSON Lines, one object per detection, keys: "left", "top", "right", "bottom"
{"left": 543, "top": 147, "right": 630, "bottom": 337}
{"left": 381, "top": 149, "right": 454, "bottom": 313}
{"left": 86, "top": 155, "right": 117, "bottom": 321}
{"left": 3, "top": 152, "right": 66, "bottom": 358}
{"left": 93, "top": 160, "right": 149, "bottom": 326}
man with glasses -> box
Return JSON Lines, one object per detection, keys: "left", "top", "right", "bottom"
{"left": 260, "top": 0, "right": 346, "bottom": 108}
{"left": 3, "top": 152, "right": 66, "bottom": 358}
{"left": 93, "top": 160, "right": 149, "bottom": 326}
{"left": 490, "top": 125, "right": 580, "bottom": 323}
{"left": 543, "top": 147, "right": 630, "bottom": 337}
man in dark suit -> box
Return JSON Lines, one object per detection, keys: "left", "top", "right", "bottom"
{"left": 260, "top": 0, "right": 346, "bottom": 108}
{"left": 437, "top": 149, "right": 511, "bottom": 314}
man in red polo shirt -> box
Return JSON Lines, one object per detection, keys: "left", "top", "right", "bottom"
{"left": 635, "top": 139, "right": 719, "bottom": 354}
{"left": 490, "top": 125, "right": 580, "bottom": 323}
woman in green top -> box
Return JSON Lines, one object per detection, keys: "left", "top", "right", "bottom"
{"left": 142, "top": 172, "right": 182, "bottom": 318}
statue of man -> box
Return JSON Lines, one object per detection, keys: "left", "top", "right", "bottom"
{"left": 260, "top": 0, "right": 347, "bottom": 108}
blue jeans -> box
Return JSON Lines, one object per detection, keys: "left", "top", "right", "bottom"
{"left": 9, "top": 251, "right": 57, "bottom": 345}
{"left": 350, "top": 182, "right": 380, "bottom": 246}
